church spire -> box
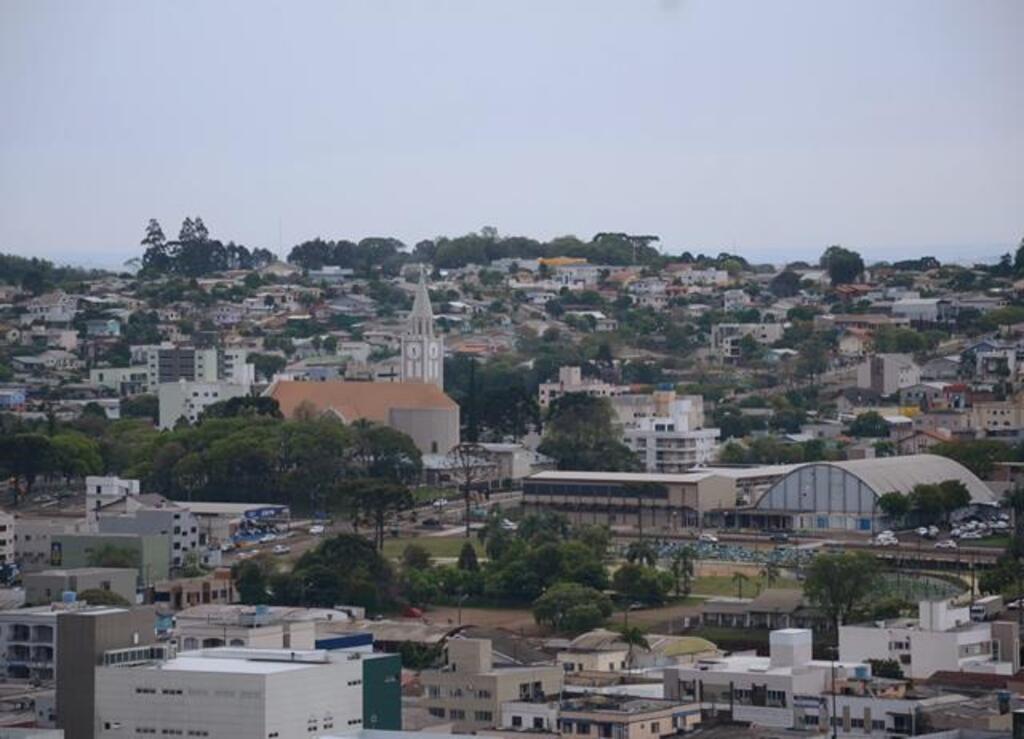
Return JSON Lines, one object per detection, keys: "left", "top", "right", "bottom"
{"left": 409, "top": 266, "right": 434, "bottom": 337}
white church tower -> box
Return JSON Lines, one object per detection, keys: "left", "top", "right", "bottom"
{"left": 401, "top": 269, "right": 444, "bottom": 388}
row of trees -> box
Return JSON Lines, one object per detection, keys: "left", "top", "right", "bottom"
{"left": 876, "top": 480, "right": 971, "bottom": 526}
{"left": 139, "top": 218, "right": 276, "bottom": 277}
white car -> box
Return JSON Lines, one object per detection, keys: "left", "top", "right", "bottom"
{"left": 935, "top": 539, "right": 958, "bottom": 549}
{"left": 698, "top": 532, "right": 719, "bottom": 544}
{"left": 916, "top": 527, "right": 929, "bottom": 537}
{"left": 874, "top": 535, "right": 899, "bottom": 547}
{"left": 927, "top": 525, "right": 939, "bottom": 537}
{"left": 272, "top": 544, "right": 291, "bottom": 555}
{"left": 500, "top": 518, "right": 518, "bottom": 531}
{"left": 308, "top": 525, "right": 325, "bottom": 536}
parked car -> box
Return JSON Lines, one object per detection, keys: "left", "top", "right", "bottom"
{"left": 272, "top": 544, "right": 291, "bottom": 555}
{"left": 308, "top": 525, "right": 325, "bottom": 536}
{"left": 935, "top": 539, "right": 958, "bottom": 549}
{"left": 769, "top": 532, "right": 791, "bottom": 543}
{"left": 698, "top": 532, "right": 719, "bottom": 544}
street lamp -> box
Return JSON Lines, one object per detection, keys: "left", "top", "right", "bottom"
{"left": 827, "top": 645, "right": 838, "bottom": 739}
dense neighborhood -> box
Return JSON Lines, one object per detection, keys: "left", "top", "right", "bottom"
{"left": 0, "top": 225, "right": 1022, "bottom": 738}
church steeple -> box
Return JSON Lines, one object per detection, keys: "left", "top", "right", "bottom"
{"left": 400, "top": 266, "right": 444, "bottom": 388}
{"left": 409, "top": 267, "right": 435, "bottom": 337}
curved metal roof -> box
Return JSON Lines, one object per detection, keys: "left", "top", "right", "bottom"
{"left": 806, "top": 454, "right": 994, "bottom": 503}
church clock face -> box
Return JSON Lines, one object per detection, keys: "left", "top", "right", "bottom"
{"left": 428, "top": 343, "right": 440, "bottom": 359}
{"left": 407, "top": 342, "right": 421, "bottom": 359}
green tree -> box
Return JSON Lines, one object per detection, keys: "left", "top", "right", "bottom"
{"left": 532, "top": 583, "right": 613, "bottom": 632}
{"left": 669, "top": 547, "right": 696, "bottom": 598}
{"left": 612, "top": 563, "right": 672, "bottom": 605}
{"left": 877, "top": 491, "right": 910, "bottom": 524}
{"left": 617, "top": 626, "right": 650, "bottom": 669}
{"left": 732, "top": 571, "right": 751, "bottom": 598}
{"left": 625, "top": 540, "right": 657, "bottom": 567}
{"left": 847, "top": 411, "right": 889, "bottom": 438}
{"left": 538, "top": 394, "right": 638, "bottom": 471}
{"left": 50, "top": 432, "right": 102, "bottom": 485}
{"left": 349, "top": 420, "right": 422, "bottom": 483}
{"left": 0, "top": 434, "right": 55, "bottom": 501}
{"left": 121, "top": 394, "right": 159, "bottom": 423}
{"left": 820, "top": 245, "right": 865, "bottom": 286}
{"left": 457, "top": 541, "right": 480, "bottom": 572}
{"left": 867, "top": 658, "right": 904, "bottom": 679}
{"left": 339, "top": 479, "right": 413, "bottom": 551}
{"left": 402, "top": 544, "right": 432, "bottom": 571}
{"left": 760, "top": 561, "right": 781, "bottom": 590}
{"left": 769, "top": 270, "right": 802, "bottom": 298}
{"left": 78, "top": 588, "right": 131, "bottom": 607}
{"left": 87, "top": 544, "right": 140, "bottom": 569}
{"left": 803, "top": 552, "right": 879, "bottom": 632}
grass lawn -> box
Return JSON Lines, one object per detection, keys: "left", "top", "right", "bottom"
{"left": 968, "top": 535, "right": 1011, "bottom": 549}
{"left": 691, "top": 575, "right": 800, "bottom": 598}
{"left": 688, "top": 626, "right": 772, "bottom": 653}
{"left": 382, "top": 535, "right": 484, "bottom": 561}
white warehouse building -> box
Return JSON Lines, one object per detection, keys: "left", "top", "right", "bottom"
{"left": 95, "top": 647, "right": 366, "bottom": 739}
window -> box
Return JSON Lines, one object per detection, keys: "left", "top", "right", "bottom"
{"left": 475, "top": 711, "right": 493, "bottom": 723}
{"left": 449, "top": 710, "right": 466, "bottom": 720}
{"left": 428, "top": 708, "right": 445, "bottom": 719}
{"left": 651, "top": 722, "right": 660, "bottom": 733}
{"left": 533, "top": 718, "right": 545, "bottom": 730}
{"left": 512, "top": 716, "right": 522, "bottom": 728}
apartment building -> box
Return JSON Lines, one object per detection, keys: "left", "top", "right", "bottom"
{"left": 15, "top": 517, "right": 89, "bottom": 574}
{"left": 616, "top": 392, "right": 720, "bottom": 473}
{"left": 538, "top": 366, "right": 626, "bottom": 409}
{"left": 665, "top": 629, "right": 867, "bottom": 730}
{"left": 84, "top": 475, "right": 141, "bottom": 527}
{"left": 838, "top": 599, "right": 1019, "bottom": 680}
{"left": 420, "top": 639, "right": 563, "bottom": 732}
{"left": 94, "top": 647, "right": 379, "bottom": 739}
{"left": 56, "top": 606, "right": 161, "bottom": 739}
{"left": 157, "top": 379, "right": 250, "bottom": 429}
{"left": 24, "top": 567, "right": 136, "bottom": 606}
{"left": 0, "top": 510, "right": 14, "bottom": 567}
{"left": 0, "top": 606, "right": 59, "bottom": 681}
{"left": 172, "top": 604, "right": 325, "bottom": 651}
{"left": 856, "top": 353, "right": 922, "bottom": 396}
{"left": 95, "top": 500, "right": 200, "bottom": 572}
{"left": 501, "top": 696, "right": 701, "bottom": 738}
{"left": 710, "top": 323, "right": 786, "bottom": 361}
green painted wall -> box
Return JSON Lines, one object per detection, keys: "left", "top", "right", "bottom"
{"left": 363, "top": 653, "right": 402, "bottom": 730}
{"left": 50, "top": 534, "right": 170, "bottom": 586}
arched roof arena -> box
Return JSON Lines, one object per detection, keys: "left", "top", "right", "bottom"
{"left": 754, "top": 454, "right": 994, "bottom": 515}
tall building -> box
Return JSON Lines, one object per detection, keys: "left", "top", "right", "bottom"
{"left": 55, "top": 605, "right": 158, "bottom": 739}
{"left": 93, "top": 646, "right": 397, "bottom": 739}
{"left": 400, "top": 270, "right": 444, "bottom": 389}
{"left": 615, "top": 391, "right": 720, "bottom": 472}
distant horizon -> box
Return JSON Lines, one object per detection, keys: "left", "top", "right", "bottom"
{"left": 4, "top": 236, "right": 1015, "bottom": 274}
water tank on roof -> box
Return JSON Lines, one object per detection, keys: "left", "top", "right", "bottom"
{"left": 62, "top": 591, "right": 77, "bottom": 604}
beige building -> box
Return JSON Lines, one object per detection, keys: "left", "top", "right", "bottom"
{"left": 24, "top": 568, "right": 137, "bottom": 606}
{"left": 538, "top": 366, "right": 626, "bottom": 409}
{"left": 267, "top": 379, "right": 460, "bottom": 455}
{"left": 500, "top": 696, "right": 701, "bottom": 739}
{"left": 420, "top": 639, "right": 563, "bottom": 732}
{"left": 522, "top": 471, "right": 735, "bottom": 530}
{"left": 171, "top": 604, "right": 358, "bottom": 651}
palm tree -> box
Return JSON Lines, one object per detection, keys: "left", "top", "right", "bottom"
{"left": 1004, "top": 487, "right": 1024, "bottom": 537}
{"left": 670, "top": 547, "right": 696, "bottom": 598}
{"left": 761, "top": 561, "right": 781, "bottom": 590}
{"left": 732, "top": 571, "right": 750, "bottom": 599}
{"left": 618, "top": 626, "right": 650, "bottom": 669}
{"left": 625, "top": 540, "right": 657, "bottom": 567}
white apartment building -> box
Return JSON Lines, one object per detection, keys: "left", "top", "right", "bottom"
{"left": 710, "top": 323, "right": 786, "bottom": 361}
{"left": 95, "top": 647, "right": 367, "bottom": 739}
{"left": 665, "top": 629, "right": 868, "bottom": 730}
{"left": 157, "top": 379, "right": 250, "bottom": 429}
{"left": 88, "top": 366, "right": 149, "bottom": 396}
{"left": 85, "top": 476, "right": 140, "bottom": 528}
{"left": 0, "top": 510, "right": 14, "bottom": 567}
{"left": 0, "top": 606, "right": 59, "bottom": 681}
{"left": 615, "top": 392, "right": 720, "bottom": 473}
{"left": 856, "top": 354, "right": 922, "bottom": 396}
{"left": 838, "top": 599, "right": 1019, "bottom": 680}
{"left": 538, "top": 366, "right": 626, "bottom": 409}
{"left": 674, "top": 268, "right": 730, "bottom": 287}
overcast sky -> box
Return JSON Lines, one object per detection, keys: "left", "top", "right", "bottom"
{"left": 0, "top": 0, "right": 1021, "bottom": 268}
